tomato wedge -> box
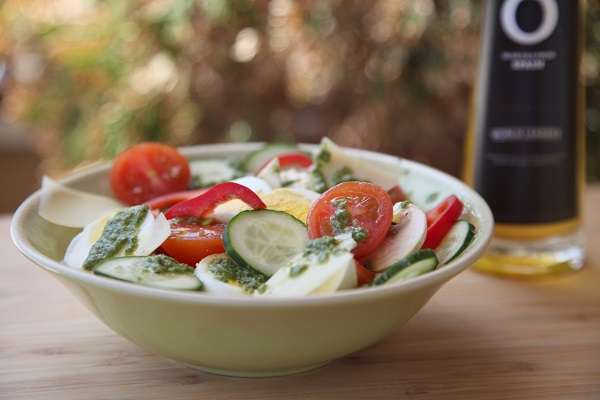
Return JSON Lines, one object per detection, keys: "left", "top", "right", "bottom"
{"left": 257, "top": 152, "right": 313, "bottom": 173}
{"left": 146, "top": 189, "right": 207, "bottom": 211}
{"left": 161, "top": 221, "right": 225, "bottom": 266}
{"left": 422, "top": 195, "right": 464, "bottom": 249}
{"left": 110, "top": 143, "right": 191, "bottom": 205}
{"left": 307, "top": 181, "right": 393, "bottom": 258}
{"left": 387, "top": 185, "right": 408, "bottom": 203}
{"left": 165, "top": 182, "right": 266, "bottom": 219}
{"left": 355, "top": 259, "right": 375, "bottom": 286}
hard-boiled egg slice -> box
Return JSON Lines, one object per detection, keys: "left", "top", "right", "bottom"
{"left": 39, "top": 176, "right": 123, "bottom": 228}
{"left": 316, "top": 137, "right": 399, "bottom": 190}
{"left": 63, "top": 207, "right": 170, "bottom": 269}
{"left": 258, "top": 237, "right": 357, "bottom": 297}
{"left": 213, "top": 199, "right": 252, "bottom": 223}
{"left": 260, "top": 188, "right": 320, "bottom": 223}
{"left": 311, "top": 256, "right": 357, "bottom": 294}
{"left": 213, "top": 176, "right": 273, "bottom": 222}
{"left": 195, "top": 253, "right": 261, "bottom": 297}
{"left": 231, "top": 176, "right": 272, "bottom": 194}
{"left": 256, "top": 158, "right": 315, "bottom": 191}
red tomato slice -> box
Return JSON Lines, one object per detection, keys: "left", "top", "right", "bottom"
{"left": 422, "top": 195, "right": 463, "bottom": 249}
{"left": 161, "top": 221, "right": 226, "bottom": 266}
{"left": 110, "top": 143, "right": 191, "bottom": 205}
{"left": 257, "top": 152, "right": 313, "bottom": 173}
{"left": 355, "top": 259, "right": 375, "bottom": 286}
{"left": 387, "top": 185, "right": 408, "bottom": 203}
{"left": 165, "top": 182, "right": 266, "bottom": 219}
{"left": 307, "top": 181, "right": 393, "bottom": 258}
{"left": 146, "top": 189, "right": 207, "bottom": 211}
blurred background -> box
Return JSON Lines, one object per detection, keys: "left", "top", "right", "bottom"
{"left": 0, "top": 0, "right": 599, "bottom": 212}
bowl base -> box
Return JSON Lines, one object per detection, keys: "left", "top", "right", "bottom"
{"left": 182, "top": 361, "right": 330, "bottom": 378}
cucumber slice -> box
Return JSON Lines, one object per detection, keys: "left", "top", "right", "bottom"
{"left": 366, "top": 203, "right": 427, "bottom": 272}
{"left": 224, "top": 209, "right": 308, "bottom": 276}
{"left": 243, "top": 144, "right": 296, "bottom": 173}
{"left": 93, "top": 256, "right": 203, "bottom": 290}
{"left": 189, "top": 159, "right": 244, "bottom": 188}
{"left": 435, "top": 220, "right": 476, "bottom": 265}
{"left": 373, "top": 249, "right": 438, "bottom": 286}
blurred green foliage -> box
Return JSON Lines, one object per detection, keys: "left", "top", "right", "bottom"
{"left": 0, "top": 0, "right": 598, "bottom": 179}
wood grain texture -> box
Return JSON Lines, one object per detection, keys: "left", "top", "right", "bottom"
{"left": 2, "top": 188, "right": 600, "bottom": 400}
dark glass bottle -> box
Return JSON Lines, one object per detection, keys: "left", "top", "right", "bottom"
{"left": 464, "top": 0, "right": 585, "bottom": 276}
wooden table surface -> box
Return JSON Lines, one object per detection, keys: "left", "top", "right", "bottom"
{"left": 2, "top": 189, "right": 600, "bottom": 400}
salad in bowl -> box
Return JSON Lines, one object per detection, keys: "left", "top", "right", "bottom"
{"left": 41, "top": 138, "right": 476, "bottom": 297}
{"left": 12, "top": 138, "right": 492, "bottom": 376}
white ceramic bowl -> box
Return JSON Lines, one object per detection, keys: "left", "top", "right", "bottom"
{"left": 11, "top": 143, "right": 493, "bottom": 377}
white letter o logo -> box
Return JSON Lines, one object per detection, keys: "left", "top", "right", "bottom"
{"left": 501, "top": 0, "right": 558, "bottom": 45}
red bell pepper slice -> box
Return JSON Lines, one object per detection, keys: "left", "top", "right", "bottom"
{"left": 422, "top": 195, "right": 464, "bottom": 249}
{"left": 146, "top": 189, "right": 208, "bottom": 211}
{"left": 355, "top": 259, "right": 375, "bottom": 286}
{"left": 278, "top": 152, "right": 313, "bottom": 169}
{"left": 387, "top": 185, "right": 408, "bottom": 203}
{"left": 164, "top": 182, "right": 266, "bottom": 219}
{"left": 257, "top": 152, "right": 313, "bottom": 173}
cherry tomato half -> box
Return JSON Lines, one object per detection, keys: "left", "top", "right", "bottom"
{"left": 110, "top": 143, "right": 191, "bottom": 205}
{"left": 307, "top": 181, "right": 393, "bottom": 258}
{"left": 161, "top": 221, "right": 225, "bottom": 266}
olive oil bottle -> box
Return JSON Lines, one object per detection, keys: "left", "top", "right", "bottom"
{"left": 464, "top": 0, "right": 586, "bottom": 276}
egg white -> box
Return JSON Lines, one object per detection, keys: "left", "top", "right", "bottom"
{"left": 259, "top": 247, "right": 357, "bottom": 297}
{"left": 194, "top": 254, "right": 246, "bottom": 297}
{"left": 63, "top": 208, "right": 170, "bottom": 269}
{"left": 231, "top": 176, "right": 272, "bottom": 194}
{"left": 317, "top": 137, "right": 399, "bottom": 189}
{"left": 212, "top": 176, "right": 275, "bottom": 222}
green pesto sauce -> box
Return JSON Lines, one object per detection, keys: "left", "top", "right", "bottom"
{"left": 303, "top": 236, "right": 343, "bottom": 263}
{"left": 315, "top": 148, "right": 331, "bottom": 163}
{"left": 332, "top": 166, "right": 356, "bottom": 185}
{"left": 329, "top": 198, "right": 369, "bottom": 242}
{"left": 397, "top": 200, "right": 411, "bottom": 210}
{"left": 307, "top": 148, "right": 332, "bottom": 193}
{"left": 350, "top": 226, "right": 368, "bottom": 242}
{"left": 289, "top": 264, "right": 308, "bottom": 277}
{"left": 83, "top": 205, "right": 149, "bottom": 270}
{"left": 308, "top": 169, "right": 328, "bottom": 193}
{"left": 140, "top": 255, "right": 192, "bottom": 274}
{"left": 288, "top": 236, "right": 347, "bottom": 278}
{"left": 208, "top": 257, "right": 267, "bottom": 292}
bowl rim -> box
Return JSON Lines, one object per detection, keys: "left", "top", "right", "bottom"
{"left": 11, "top": 142, "right": 494, "bottom": 308}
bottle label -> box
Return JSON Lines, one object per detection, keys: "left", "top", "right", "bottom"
{"left": 472, "top": 0, "right": 580, "bottom": 224}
